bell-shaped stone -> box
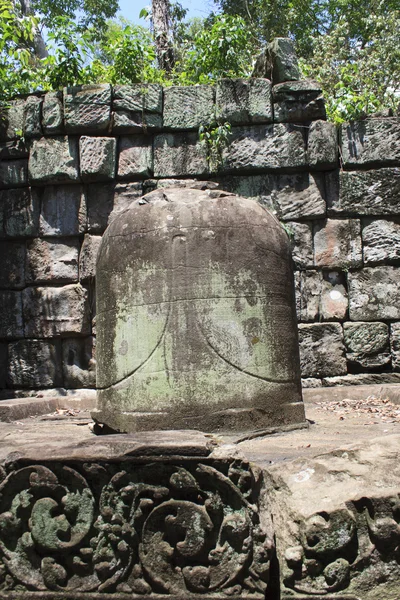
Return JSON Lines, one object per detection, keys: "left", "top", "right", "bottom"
{"left": 92, "top": 187, "right": 305, "bottom": 433}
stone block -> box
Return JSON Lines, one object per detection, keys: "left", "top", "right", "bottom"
{"left": 7, "top": 339, "right": 61, "bottom": 388}
{"left": 26, "top": 238, "right": 79, "bottom": 283}
{"left": 23, "top": 95, "right": 43, "bottom": 138}
{"left": 298, "top": 323, "right": 347, "bottom": 378}
{"left": 117, "top": 136, "right": 153, "bottom": 179}
{"left": 86, "top": 183, "right": 114, "bottom": 233}
{"left": 0, "top": 291, "right": 23, "bottom": 338}
{"left": 313, "top": 218, "right": 362, "bottom": 268}
{"left": 39, "top": 185, "right": 86, "bottom": 236}
{"left": 23, "top": 284, "right": 90, "bottom": 338}
{"left": 79, "top": 234, "right": 102, "bottom": 280}
{"left": 0, "top": 343, "right": 7, "bottom": 387}
{"left": 109, "top": 183, "right": 143, "bottom": 224}
{"left": 29, "top": 136, "right": 79, "bottom": 183}
{"left": 295, "top": 270, "right": 348, "bottom": 322}
{"left": 301, "top": 377, "right": 322, "bottom": 388}
{"left": 113, "top": 84, "right": 162, "bottom": 133}
{"left": 273, "top": 80, "right": 326, "bottom": 122}
{"left": 80, "top": 136, "right": 117, "bottom": 181}
{"left": 222, "top": 124, "right": 306, "bottom": 172}
{"left": 0, "top": 100, "right": 25, "bottom": 141}
{"left": 0, "top": 188, "right": 39, "bottom": 238}
{"left": 42, "top": 91, "right": 64, "bottom": 134}
{"left": 319, "top": 271, "right": 348, "bottom": 321}
{"left": 113, "top": 84, "right": 162, "bottom": 113}
{"left": 344, "top": 321, "right": 390, "bottom": 370}
{"left": 307, "top": 120, "right": 338, "bottom": 169}
{"left": 341, "top": 118, "right": 400, "bottom": 167}
{"left": 348, "top": 266, "right": 400, "bottom": 320}
{"left": 0, "top": 242, "right": 25, "bottom": 289}
{"left": 154, "top": 132, "right": 209, "bottom": 177}
{"left": 0, "top": 138, "right": 28, "bottom": 160}
{"left": 294, "top": 270, "right": 320, "bottom": 322}
{"left": 362, "top": 219, "right": 400, "bottom": 265}
{"left": 268, "top": 37, "right": 300, "bottom": 83}
{"left": 390, "top": 322, "right": 400, "bottom": 371}
{"left": 113, "top": 111, "right": 162, "bottom": 132}
{"left": 163, "top": 85, "right": 215, "bottom": 129}
{"left": 0, "top": 159, "right": 28, "bottom": 188}
{"left": 62, "top": 337, "right": 96, "bottom": 388}
{"left": 216, "top": 78, "right": 272, "bottom": 124}
{"left": 323, "top": 372, "right": 400, "bottom": 386}
{"left": 326, "top": 168, "right": 400, "bottom": 216}
{"left": 286, "top": 221, "right": 313, "bottom": 268}
{"left": 64, "top": 84, "right": 111, "bottom": 133}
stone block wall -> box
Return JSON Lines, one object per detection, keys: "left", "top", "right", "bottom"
{"left": 1, "top": 79, "right": 400, "bottom": 396}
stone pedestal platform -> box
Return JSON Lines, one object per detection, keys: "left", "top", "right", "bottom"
{"left": 0, "top": 385, "right": 398, "bottom": 600}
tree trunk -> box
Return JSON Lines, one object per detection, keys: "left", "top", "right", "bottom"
{"left": 152, "top": 0, "right": 174, "bottom": 73}
{"left": 19, "top": 0, "right": 49, "bottom": 59}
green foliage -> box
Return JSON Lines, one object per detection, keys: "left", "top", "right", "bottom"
{"left": 30, "top": 0, "right": 118, "bottom": 34}
{"left": 199, "top": 118, "right": 232, "bottom": 172}
{"left": 175, "top": 14, "right": 255, "bottom": 84}
{"left": 301, "top": 11, "right": 400, "bottom": 123}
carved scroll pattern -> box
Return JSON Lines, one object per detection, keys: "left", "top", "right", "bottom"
{"left": 282, "top": 496, "right": 400, "bottom": 596}
{"left": 0, "top": 459, "right": 272, "bottom": 596}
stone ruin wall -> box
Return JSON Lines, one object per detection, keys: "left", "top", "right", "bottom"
{"left": 1, "top": 79, "right": 400, "bottom": 397}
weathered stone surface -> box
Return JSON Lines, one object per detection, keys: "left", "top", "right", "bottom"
{"left": 154, "top": 132, "right": 209, "bottom": 177}
{"left": 362, "top": 219, "right": 400, "bottom": 264}
{"left": 273, "top": 80, "right": 326, "bottom": 122}
{"left": 286, "top": 221, "right": 313, "bottom": 268}
{"left": 0, "top": 138, "right": 28, "bottom": 160}
{"left": 298, "top": 323, "right": 346, "bottom": 377}
{"left": 0, "top": 242, "right": 25, "bottom": 288}
{"left": 0, "top": 188, "right": 39, "bottom": 237}
{"left": 390, "top": 322, "right": 400, "bottom": 371}
{"left": 79, "top": 234, "right": 102, "bottom": 280}
{"left": 319, "top": 271, "right": 348, "bottom": 321}
{"left": 64, "top": 84, "right": 111, "bottom": 132}
{"left": 326, "top": 168, "right": 400, "bottom": 216}
{"left": 28, "top": 136, "right": 79, "bottom": 183}
{"left": 86, "top": 183, "right": 114, "bottom": 233}
{"left": 163, "top": 85, "right": 215, "bottom": 129}
{"left": 267, "top": 436, "right": 400, "bottom": 600}
{"left": 42, "top": 91, "right": 64, "bottom": 134}
{"left": 222, "top": 124, "right": 306, "bottom": 172}
{"left": 117, "top": 135, "right": 153, "bottom": 178}
{"left": 109, "top": 182, "right": 143, "bottom": 224}
{"left": 7, "top": 339, "right": 61, "bottom": 387}
{"left": 0, "top": 343, "right": 6, "bottom": 387}
{"left": 26, "top": 237, "right": 79, "bottom": 283}
{"left": 219, "top": 172, "right": 326, "bottom": 220}
{"left": 113, "top": 83, "right": 162, "bottom": 113}
{"left": 23, "top": 284, "right": 90, "bottom": 337}
{"left": 38, "top": 185, "right": 86, "bottom": 236}
{"left": 301, "top": 377, "right": 322, "bottom": 387}
{"left": 349, "top": 266, "right": 400, "bottom": 320}
{"left": 79, "top": 136, "right": 116, "bottom": 181}
{"left": 341, "top": 118, "right": 400, "bottom": 167}
{"left": 314, "top": 218, "right": 362, "bottom": 268}
{"left": 323, "top": 372, "right": 400, "bottom": 386}
{"left": 23, "top": 95, "right": 42, "bottom": 138}
{"left": 216, "top": 78, "right": 272, "bottom": 124}
{"left": 344, "top": 321, "right": 390, "bottom": 370}
{"left": 113, "top": 84, "right": 162, "bottom": 132}
{"left": 0, "top": 159, "right": 28, "bottom": 188}
{"left": 0, "top": 100, "right": 24, "bottom": 141}
{"left": 296, "top": 271, "right": 348, "bottom": 322}
{"left": 0, "top": 291, "right": 23, "bottom": 338}
{"left": 113, "top": 110, "right": 162, "bottom": 132}
{"left": 94, "top": 187, "right": 305, "bottom": 433}
{"left": 62, "top": 336, "right": 96, "bottom": 387}
{"left": 268, "top": 37, "right": 300, "bottom": 83}
{"left": 308, "top": 119, "right": 338, "bottom": 169}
